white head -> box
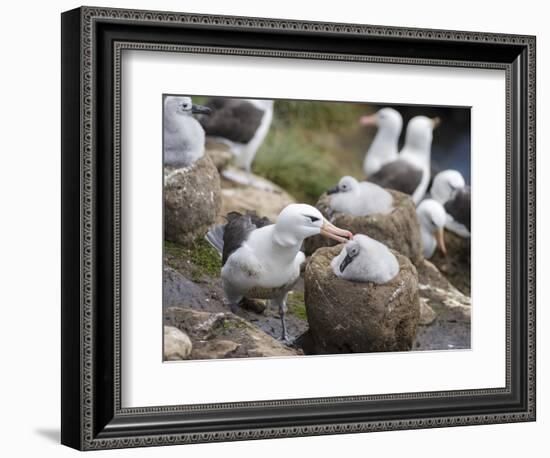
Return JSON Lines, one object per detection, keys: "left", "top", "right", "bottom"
{"left": 249, "top": 99, "right": 275, "bottom": 110}
{"left": 273, "top": 203, "right": 352, "bottom": 247}
{"left": 359, "top": 107, "right": 403, "bottom": 137}
{"left": 404, "top": 115, "right": 440, "bottom": 151}
{"left": 331, "top": 234, "right": 399, "bottom": 283}
{"left": 326, "top": 176, "right": 360, "bottom": 196}
{"left": 416, "top": 199, "right": 447, "bottom": 255}
{"left": 431, "top": 170, "right": 466, "bottom": 204}
{"left": 164, "top": 96, "right": 212, "bottom": 118}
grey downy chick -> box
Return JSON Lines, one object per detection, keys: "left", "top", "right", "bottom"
{"left": 331, "top": 234, "right": 399, "bottom": 284}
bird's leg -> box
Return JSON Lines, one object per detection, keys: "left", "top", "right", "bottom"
{"left": 244, "top": 162, "right": 253, "bottom": 185}
{"left": 225, "top": 291, "right": 243, "bottom": 314}
{"left": 277, "top": 294, "right": 290, "bottom": 343}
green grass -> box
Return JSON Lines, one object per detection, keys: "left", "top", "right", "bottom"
{"left": 287, "top": 291, "right": 307, "bottom": 320}
{"left": 188, "top": 96, "right": 376, "bottom": 204}
{"left": 253, "top": 100, "right": 373, "bottom": 204}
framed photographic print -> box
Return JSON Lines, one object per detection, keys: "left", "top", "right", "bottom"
{"left": 61, "top": 6, "right": 536, "bottom": 450}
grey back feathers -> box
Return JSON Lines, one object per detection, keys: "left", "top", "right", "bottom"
{"left": 205, "top": 212, "right": 271, "bottom": 266}
{"left": 200, "top": 98, "right": 265, "bottom": 143}
{"left": 204, "top": 224, "right": 225, "bottom": 255}
{"left": 331, "top": 234, "right": 399, "bottom": 284}
{"left": 444, "top": 186, "right": 471, "bottom": 231}
{"left": 368, "top": 159, "right": 423, "bottom": 195}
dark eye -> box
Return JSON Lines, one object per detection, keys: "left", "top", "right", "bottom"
{"left": 305, "top": 215, "right": 320, "bottom": 223}
{"left": 341, "top": 185, "right": 347, "bottom": 190}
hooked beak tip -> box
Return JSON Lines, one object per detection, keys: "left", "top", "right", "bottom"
{"left": 320, "top": 220, "right": 353, "bottom": 243}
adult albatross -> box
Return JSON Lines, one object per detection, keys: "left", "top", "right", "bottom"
{"left": 430, "top": 170, "right": 471, "bottom": 237}
{"left": 163, "top": 96, "right": 212, "bottom": 167}
{"left": 206, "top": 204, "right": 352, "bottom": 341}
{"left": 416, "top": 199, "right": 447, "bottom": 259}
{"left": 367, "top": 115, "right": 440, "bottom": 204}
{"left": 200, "top": 97, "right": 274, "bottom": 174}
{"left": 359, "top": 107, "right": 403, "bottom": 176}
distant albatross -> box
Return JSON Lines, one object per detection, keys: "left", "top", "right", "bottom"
{"left": 367, "top": 115, "right": 440, "bottom": 205}
{"left": 200, "top": 98, "right": 274, "bottom": 174}
{"left": 163, "top": 96, "right": 212, "bottom": 167}
{"left": 359, "top": 107, "right": 403, "bottom": 176}
{"left": 206, "top": 204, "right": 353, "bottom": 341}
{"left": 430, "top": 170, "right": 471, "bottom": 237}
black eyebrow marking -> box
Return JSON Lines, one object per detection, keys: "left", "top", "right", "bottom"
{"left": 304, "top": 215, "right": 320, "bottom": 223}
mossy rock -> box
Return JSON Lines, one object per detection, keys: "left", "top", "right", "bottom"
{"left": 164, "top": 154, "right": 221, "bottom": 246}
{"left": 303, "top": 190, "right": 424, "bottom": 265}
{"left": 304, "top": 245, "right": 420, "bottom": 354}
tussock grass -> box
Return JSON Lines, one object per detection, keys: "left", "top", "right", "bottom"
{"left": 253, "top": 100, "right": 372, "bottom": 204}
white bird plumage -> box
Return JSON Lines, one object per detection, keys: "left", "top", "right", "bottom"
{"left": 416, "top": 199, "right": 447, "bottom": 259}
{"left": 327, "top": 176, "right": 393, "bottom": 216}
{"left": 360, "top": 107, "right": 403, "bottom": 176}
{"left": 163, "top": 96, "right": 211, "bottom": 167}
{"left": 398, "top": 116, "right": 438, "bottom": 204}
{"left": 331, "top": 234, "right": 399, "bottom": 284}
{"left": 208, "top": 203, "right": 352, "bottom": 341}
{"left": 430, "top": 170, "right": 471, "bottom": 237}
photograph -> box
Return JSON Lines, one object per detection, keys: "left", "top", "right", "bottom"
{"left": 162, "top": 95, "right": 472, "bottom": 360}
{"left": 56, "top": 3, "right": 537, "bottom": 452}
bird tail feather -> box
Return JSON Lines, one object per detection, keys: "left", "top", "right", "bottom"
{"left": 205, "top": 224, "right": 225, "bottom": 256}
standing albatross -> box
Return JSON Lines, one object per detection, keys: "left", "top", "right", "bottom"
{"left": 416, "top": 199, "right": 447, "bottom": 259}
{"left": 368, "top": 115, "right": 440, "bottom": 204}
{"left": 200, "top": 98, "right": 274, "bottom": 174}
{"left": 163, "top": 96, "right": 212, "bottom": 167}
{"left": 431, "top": 170, "right": 471, "bottom": 237}
{"left": 359, "top": 107, "right": 403, "bottom": 177}
{"left": 206, "top": 204, "right": 352, "bottom": 341}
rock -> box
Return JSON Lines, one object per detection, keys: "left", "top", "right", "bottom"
{"left": 413, "top": 260, "right": 471, "bottom": 350}
{"left": 219, "top": 166, "right": 296, "bottom": 222}
{"left": 419, "top": 299, "right": 437, "bottom": 325}
{"left": 205, "top": 140, "right": 233, "bottom": 171}
{"left": 163, "top": 325, "right": 193, "bottom": 360}
{"left": 430, "top": 231, "right": 471, "bottom": 296}
{"left": 304, "top": 245, "right": 420, "bottom": 354}
{"left": 165, "top": 307, "right": 302, "bottom": 359}
{"left": 163, "top": 266, "right": 212, "bottom": 310}
{"left": 304, "top": 190, "right": 423, "bottom": 265}
{"left": 192, "top": 340, "right": 240, "bottom": 359}
{"left": 164, "top": 154, "right": 221, "bottom": 245}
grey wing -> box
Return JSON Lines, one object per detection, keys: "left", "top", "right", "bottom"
{"left": 445, "top": 186, "right": 471, "bottom": 230}
{"left": 222, "top": 212, "right": 272, "bottom": 265}
{"left": 200, "top": 98, "right": 265, "bottom": 143}
{"left": 368, "top": 160, "right": 423, "bottom": 195}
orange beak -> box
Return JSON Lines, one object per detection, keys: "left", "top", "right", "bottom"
{"left": 359, "top": 114, "right": 378, "bottom": 126}
{"left": 432, "top": 116, "right": 441, "bottom": 129}
{"left": 320, "top": 220, "right": 353, "bottom": 243}
{"left": 434, "top": 227, "right": 447, "bottom": 256}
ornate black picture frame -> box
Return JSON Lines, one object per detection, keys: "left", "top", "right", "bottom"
{"left": 61, "top": 6, "right": 536, "bottom": 450}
